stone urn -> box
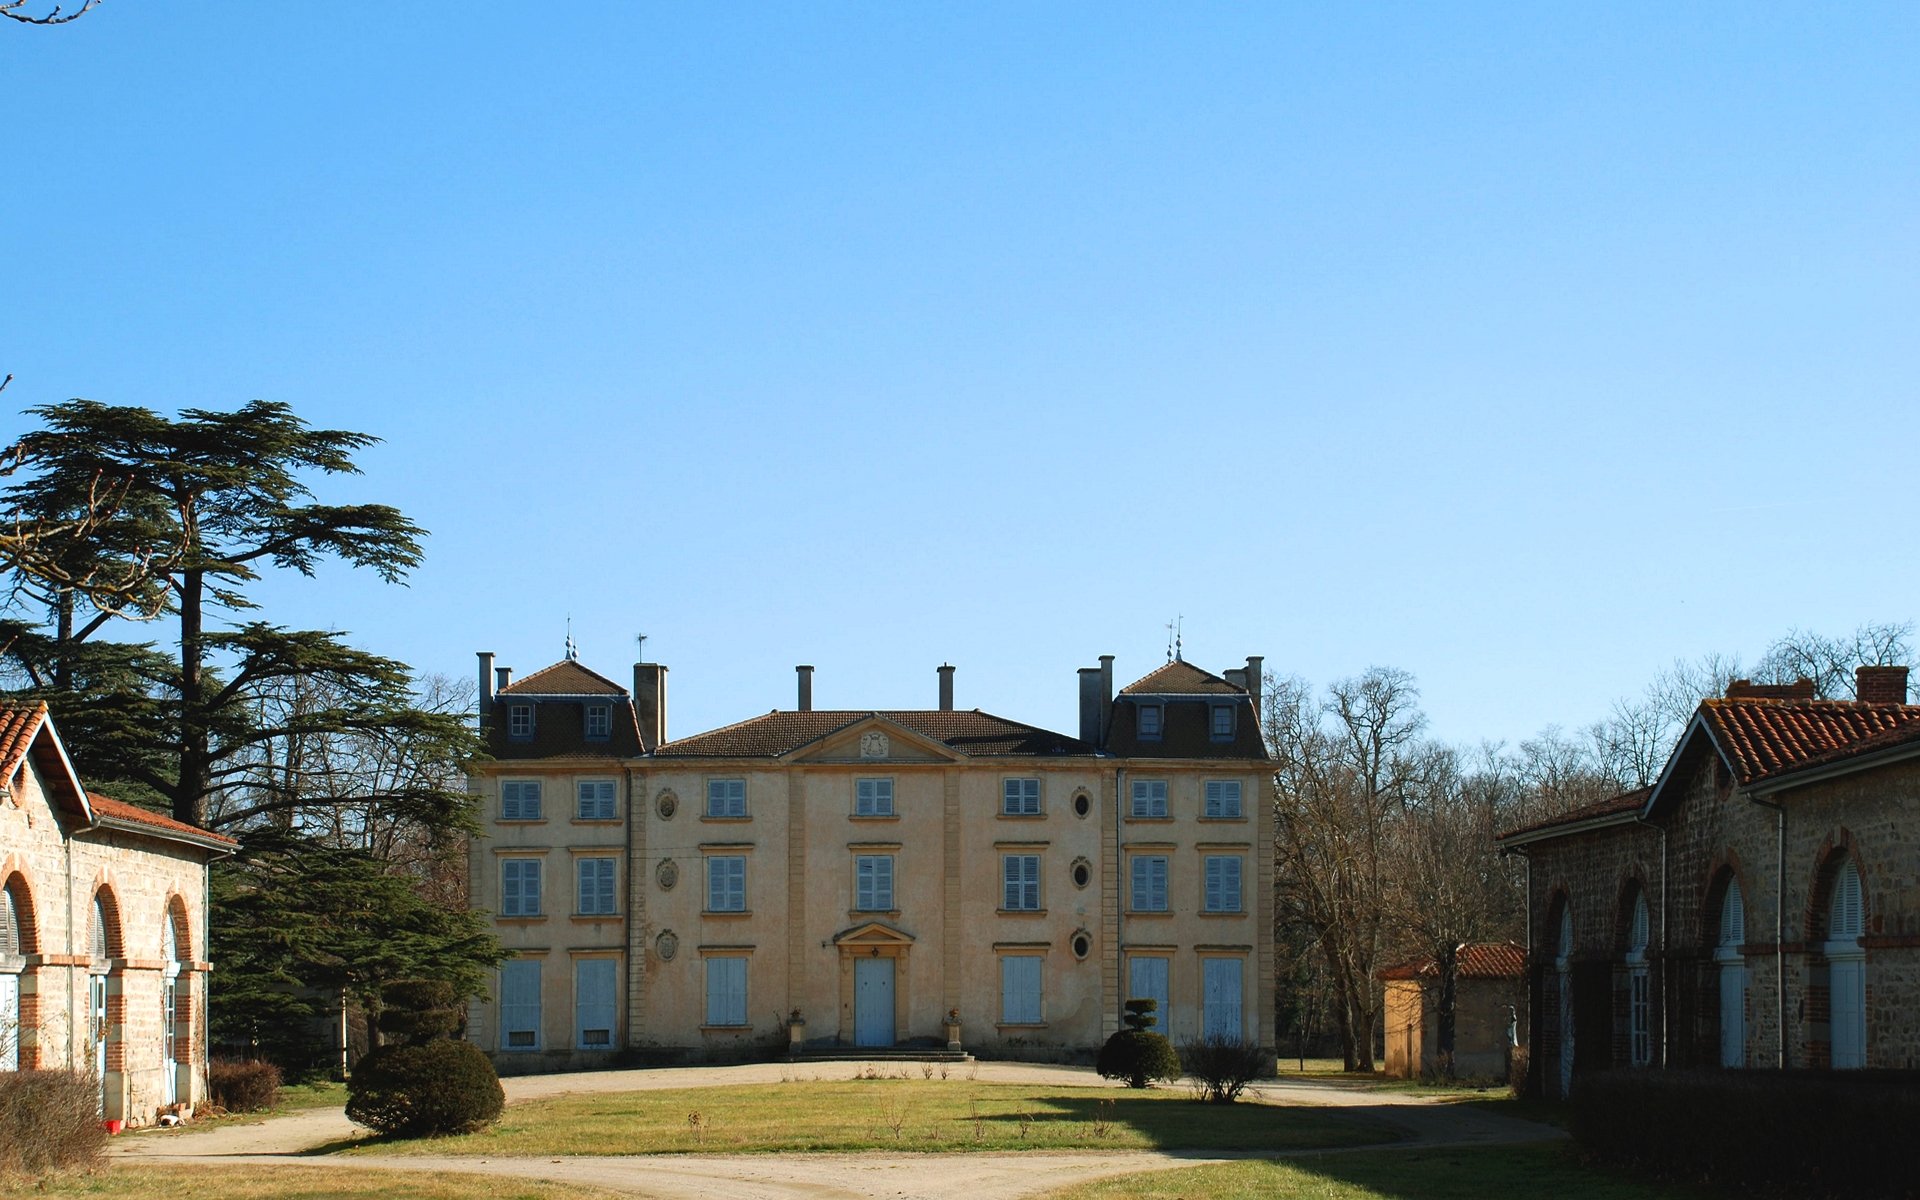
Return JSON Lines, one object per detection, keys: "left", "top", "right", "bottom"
{"left": 788, "top": 1008, "right": 806, "bottom": 1053}
{"left": 943, "top": 1008, "right": 962, "bottom": 1053}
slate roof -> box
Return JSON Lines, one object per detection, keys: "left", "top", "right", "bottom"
{"left": 88, "top": 791, "right": 238, "bottom": 849}
{"left": 1120, "top": 660, "right": 1246, "bottom": 696}
{"left": 654, "top": 710, "right": 1095, "bottom": 759}
{"left": 1380, "top": 941, "right": 1527, "bottom": 982}
{"left": 498, "top": 660, "right": 629, "bottom": 696}
{"left": 1697, "top": 698, "right": 1920, "bottom": 786}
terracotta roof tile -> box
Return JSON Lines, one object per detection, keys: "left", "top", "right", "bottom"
{"left": 1498, "top": 787, "right": 1651, "bottom": 841}
{"left": 88, "top": 792, "right": 238, "bottom": 847}
{"left": 1119, "top": 661, "right": 1245, "bottom": 696}
{"left": 655, "top": 710, "right": 1094, "bottom": 759}
{"left": 1700, "top": 698, "right": 1920, "bottom": 785}
{"left": 1381, "top": 941, "right": 1527, "bottom": 982}
{"left": 0, "top": 702, "right": 48, "bottom": 783}
{"left": 498, "top": 660, "right": 628, "bottom": 696}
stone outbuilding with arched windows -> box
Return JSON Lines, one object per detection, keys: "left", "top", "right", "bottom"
{"left": 0, "top": 703, "right": 236, "bottom": 1124}
{"left": 1498, "top": 667, "right": 1920, "bottom": 1097}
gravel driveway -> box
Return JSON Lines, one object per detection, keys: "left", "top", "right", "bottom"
{"left": 113, "top": 1062, "right": 1562, "bottom": 1199}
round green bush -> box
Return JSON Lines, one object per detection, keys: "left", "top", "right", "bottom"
{"left": 346, "top": 1038, "right": 504, "bottom": 1137}
{"left": 377, "top": 979, "right": 462, "bottom": 1045}
{"left": 1096, "top": 1029, "right": 1181, "bottom": 1089}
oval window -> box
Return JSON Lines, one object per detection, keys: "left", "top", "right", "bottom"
{"left": 1071, "top": 861, "right": 1091, "bottom": 889}
{"left": 1073, "top": 793, "right": 1091, "bottom": 818}
{"left": 1071, "top": 934, "right": 1091, "bottom": 960}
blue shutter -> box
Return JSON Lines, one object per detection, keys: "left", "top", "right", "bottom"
{"left": 575, "top": 959, "right": 617, "bottom": 1048}
{"left": 1203, "top": 959, "right": 1243, "bottom": 1040}
{"left": 500, "top": 960, "right": 541, "bottom": 1050}
{"left": 707, "top": 958, "right": 747, "bottom": 1026}
{"left": 1128, "top": 957, "right": 1170, "bottom": 1030}
{"left": 1001, "top": 957, "right": 1042, "bottom": 1024}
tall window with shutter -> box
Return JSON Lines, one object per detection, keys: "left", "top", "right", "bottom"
{"left": 1716, "top": 877, "right": 1747, "bottom": 1068}
{"left": 705, "top": 957, "right": 747, "bottom": 1027}
{"left": 1626, "top": 892, "right": 1651, "bottom": 1067}
{"left": 500, "top": 960, "right": 541, "bottom": 1050}
{"left": 574, "top": 959, "right": 617, "bottom": 1049}
{"left": 855, "top": 855, "right": 894, "bottom": 911}
{"left": 1826, "top": 860, "right": 1867, "bottom": 1069}
{"left": 1202, "top": 958, "right": 1243, "bottom": 1039}
{"left": 1130, "top": 856, "right": 1169, "bottom": 912}
{"left": 1000, "top": 955, "right": 1043, "bottom": 1024}
{"left": 1002, "top": 855, "right": 1041, "bottom": 911}
{"left": 501, "top": 858, "right": 542, "bottom": 916}
{"left": 1203, "top": 856, "right": 1242, "bottom": 913}
{"left": 577, "top": 858, "right": 617, "bottom": 916}
{"left": 707, "top": 856, "right": 746, "bottom": 913}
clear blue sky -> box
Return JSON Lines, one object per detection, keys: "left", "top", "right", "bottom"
{"left": 4, "top": 3, "right": 1916, "bottom": 747}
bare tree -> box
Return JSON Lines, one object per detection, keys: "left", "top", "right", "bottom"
{"left": 1755, "top": 622, "right": 1913, "bottom": 698}
{"left": 0, "top": 0, "right": 100, "bottom": 24}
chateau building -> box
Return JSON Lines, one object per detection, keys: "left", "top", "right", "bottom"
{"left": 1498, "top": 667, "right": 1920, "bottom": 1097}
{"left": 0, "top": 703, "right": 236, "bottom": 1123}
{"left": 465, "top": 651, "right": 1274, "bottom": 1070}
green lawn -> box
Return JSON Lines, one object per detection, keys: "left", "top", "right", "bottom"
{"left": 345, "top": 1080, "right": 1403, "bottom": 1156}
{"left": 1039, "top": 1143, "right": 1707, "bottom": 1200}
{"left": 0, "top": 1166, "right": 618, "bottom": 1200}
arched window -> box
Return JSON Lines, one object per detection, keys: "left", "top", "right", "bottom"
{"left": 0, "top": 879, "right": 23, "bottom": 1072}
{"left": 1624, "top": 890, "right": 1652, "bottom": 1067}
{"left": 1825, "top": 860, "right": 1866, "bottom": 1069}
{"left": 161, "top": 900, "right": 190, "bottom": 1106}
{"left": 1715, "top": 876, "right": 1747, "bottom": 1068}
{"left": 87, "top": 890, "right": 117, "bottom": 1106}
{"left": 1554, "top": 902, "right": 1574, "bottom": 1097}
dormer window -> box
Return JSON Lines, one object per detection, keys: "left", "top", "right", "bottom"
{"left": 1210, "top": 705, "right": 1234, "bottom": 741}
{"left": 508, "top": 704, "right": 534, "bottom": 740}
{"left": 585, "top": 704, "right": 610, "bottom": 740}
{"left": 1137, "top": 705, "right": 1162, "bottom": 740}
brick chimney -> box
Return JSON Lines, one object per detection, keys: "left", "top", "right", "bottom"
{"left": 1856, "top": 665, "right": 1910, "bottom": 705}
{"left": 797, "top": 665, "right": 813, "bottom": 712}
{"left": 1725, "top": 678, "right": 1816, "bottom": 701}
{"left": 938, "top": 663, "right": 954, "bottom": 712}
{"left": 633, "top": 662, "right": 668, "bottom": 748}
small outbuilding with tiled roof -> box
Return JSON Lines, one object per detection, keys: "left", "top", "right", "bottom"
{"left": 0, "top": 703, "right": 237, "bottom": 1124}
{"left": 1380, "top": 942, "right": 1526, "bottom": 1080}
{"left": 1497, "top": 667, "right": 1920, "bottom": 1098}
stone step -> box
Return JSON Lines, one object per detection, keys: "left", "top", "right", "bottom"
{"left": 789, "top": 1048, "right": 973, "bottom": 1063}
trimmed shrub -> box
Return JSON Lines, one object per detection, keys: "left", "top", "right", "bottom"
{"left": 1572, "top": 1069, "right": 1920, "bottom": 1199}
{"left": 377, "top": 980, "right": 462, "bottom": 1045}
{"left": 0, "top": 1069, "right": 106, "bottom": 1177}
{"left": 209, "top": 1058, "right": 282, "bottom": 1113}
{"left": 346, "top": 1038, "right": 504, "bottom": 1137}
{"left": 1097, "top": 1030, "right": 1181, "bottom": 1089}
{"left": 1179, "top": 1035, "right": 1268, "bottom": 1104}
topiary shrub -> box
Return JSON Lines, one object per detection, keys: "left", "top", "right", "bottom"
{"left": 0, "top": 1069, "right": 106, "bottom": 1177}
{"left": 346, "top": 977, "right": 503, "bottom": 1138}
{"left": 1097, "top": 999, "right": 1181, "bottom": 1089}
{"left": 346, "top": 1038, "right": 504, "bottom": 1137}
{"left": 1179, "top": 1034, "right": 1268, "bottom": 1103}
{"left": 209, "top": 1058, "right": 282, "bottom": 1113}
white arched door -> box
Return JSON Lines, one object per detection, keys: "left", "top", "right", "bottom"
{"left": 1716, "top": 879, "right": 1746, "bottom": 1068}
{"left": 1625, "top": 894, "right": 1651, "bottom": 1067}
{"left": 1826, "top": 862, "right": 1866, "bottom": 1069}
{"left": 161, "top": 918, "right": 181, "bottom": 1105}
{"left": 88, "top": 896, "right": 109, "bottom": 1111}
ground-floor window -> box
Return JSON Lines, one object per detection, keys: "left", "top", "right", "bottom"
{"left": 500, "top": 960, "right": 542, "bottom": 1051}
{"left": 1628, "top": 966, "right": 1651, "bottom": 1066}
{"left": 575, "top": 959, "right": 618, "bottom": 1049}
{"left": 1000, "top": 955, "right": 1043, "bottom": 1025}
{"left": 1126, "top": 956, "right": 1170, "bottom": 1030}
{"left": 0, "top": 970, "right": 17, "bottom": 1071}
{"left": 705, "top": 957, "right": 747, "bottom": 1027}
{"left": 1201, "top": 957, "right": 1243, "bottom": 1040}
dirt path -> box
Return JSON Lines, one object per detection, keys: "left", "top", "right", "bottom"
{"left": 113, "top": 1063, "right": 1563, "bottom": 1198}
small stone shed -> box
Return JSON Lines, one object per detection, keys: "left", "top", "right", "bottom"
{"left": 1381, "top": 941, "right": 1526, "bottom": 1079}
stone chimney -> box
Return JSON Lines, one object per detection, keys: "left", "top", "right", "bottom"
{"left": 797, "top": 665, "right": 814, "bottom": 712}
{"left": 1244, "top": 655, "right": 1264, "bottom": 711}
{"left": 1725, "top": 678, "right": 1816, "bottom": 701}
{"left": 938, "top": 664, "right": 955, "bottom": 712}
{"left": 1856, "top": 665, "right": 1910, "bottom": 705}
{"left": 634, "top": 662, "right": 668, "bottom": 748}
{"left": 1224, "top": 668, "right": 1246, "bottom": 690}
{"left": 1099, "top": 655, "right": 1114, "bottom": 741}
{"left": 495, "top": 666, "right": 512, "bottom": 693}
{"left": 477, "top": 652, "right": 495, "bottom": 719}
{"left": 1078, "top": 668, "right": 1103, "bottom": 745}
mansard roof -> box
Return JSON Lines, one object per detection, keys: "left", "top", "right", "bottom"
{"left": 654, "top": 710, "right": 1094, "bottom": 759}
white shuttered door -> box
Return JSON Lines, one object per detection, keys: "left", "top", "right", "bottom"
{"left": 1716, "top": 879, "right": 1746, "bottom": 1069}
{"left": 1000, "top": 956, "right": 1042, "bottom": 1024}
{"left": 1827, "top": 862, "right": 1866, "bottom": 1069}
{"left": 706, "top": 958, "right": 747, "bottom": 1027}
{"left": 500, "top": 960, "right": 541, "bottom": 1050}
{"left": 1127, "top": 957, "right": 1170, "bottom": 1031}
{"left": 575, "top": 959, "right": 617, "bottom": 1049}
{"left": 1202, "top": 958, "right": 1243, "bottom": 1040}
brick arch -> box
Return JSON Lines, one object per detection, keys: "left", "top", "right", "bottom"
{"left": 162, "top": 893, "right": 193, "bottom": 964}
{"left": 88, "top": 881, "right": 125, "bottom": 963}
{"left": 1702, "top": 852, "right": 1753, "bottom": 949}
{"left": 0, "top": 861, "right": 38, "bottom": 956}
{"left": 1804, "top": 829, "right": 1871, "bottom": 944}
{"left": 1544, "top": 887, "right": 1575, "bottom": 962}
{"left": 1613, "top": 874, "right": 1652, "bottom": 953}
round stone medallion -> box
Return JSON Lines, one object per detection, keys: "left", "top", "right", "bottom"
{"left": 656, "top": 858, "right": 679, "bottom": 890}
{"left": 656, "top": 930, "right": 679, "bottom": 961}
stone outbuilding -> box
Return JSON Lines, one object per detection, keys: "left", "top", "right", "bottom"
{"left": 1498, "top": 668, "right": 1920, "bottom": 1098}
{"left": 1380, "top": 941, "right": 1526, "bottom": 1080}
{"left": 0, "top": 703, "right": 237, "bottom": 1124}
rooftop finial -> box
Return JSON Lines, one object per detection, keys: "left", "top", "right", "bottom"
{"left": 1165, "top": 619, "right": 1175, "bottom": 663}
{"left": 1175, "top": 614, "right": 1184, "bottom": 663}
{"left": 635, "top": 633, "right": 648, "bottom": 664}
{"left": 565, "top": 615, "right": 578, "bottom": 661}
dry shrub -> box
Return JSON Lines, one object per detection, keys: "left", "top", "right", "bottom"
{"left": 1179, "top": 1035, "right": 1268, "bottom": 1104}
{"left": 0, "top": 1069, "right": 106, "bottom": 1177}
{"left": 210, "top": 1058, "right": 282, "bottom": 1112}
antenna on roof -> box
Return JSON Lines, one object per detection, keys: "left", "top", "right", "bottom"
{"left": 635, "top": 633, "right": 648, "bottom": 664}
{"left": 565, "top": 615, "right": 578, "bottom": 662}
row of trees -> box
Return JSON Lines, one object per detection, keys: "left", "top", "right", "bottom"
{"left": 1, "top": 395, "right": 503, "bottom": 1072}
{"left": 1272, "top": 622, "right": 1914, "bottom": 1073}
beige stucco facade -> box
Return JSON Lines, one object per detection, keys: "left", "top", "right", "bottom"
{"left": 466, "top": 656, "right": 1275, "bottom": 1071}
{"left": 0, "top": 705, "right": 233, "bottom": 1125}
